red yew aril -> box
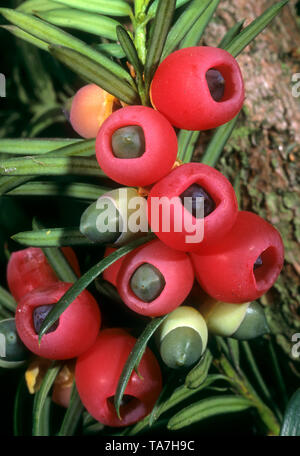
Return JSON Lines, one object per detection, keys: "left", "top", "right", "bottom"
{"left": 15, "top": 282, "right": 101, "bottom": 360}
{"left": 190, "top": 211, "right": 284, "bottom": 303}
{"left": 147, "top": 163, "right": 238, "bottom": 253}
{"left": 150, "top": 46, "right": 244, "bottom": 130}
{"left": 95, "top": 105, "right": 178, "bottom": 187}
{"left": 75, "top": 328, "right": 162, "bottom": 427}
{"left": 117, "top": 239, "right": 194, "bottom": 316}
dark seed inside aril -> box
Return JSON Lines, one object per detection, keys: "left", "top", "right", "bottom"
{"left": 33, "top": 305, "right": 59, "bottom": 335}
{"left": 108, "top": 395, "right": 135, "bottom": 407}
{"left": 112, "top": 125, "right": 145, "bottom": 159}
{"left": 130, "top": 263, "right": 166, "bottom": 303}
{"left": 206, "top": 69, "right": 225, "bottom": 102}
{"left": 253, "top": 255, "right": 263, "bottom": 270}
{"left": 180, "top": 184, "right": 216, "bottom": 218}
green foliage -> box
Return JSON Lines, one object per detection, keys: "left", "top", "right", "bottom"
{"left": 167, "top": 395, "right": 253, "bottom": 430}
{"left": 32, "top": 362, "right": 61, "bottom": 436}
{"left": 280, "top": 389, "right": 300, "bottom": 436}
{"left": 58, "top": 382, "right": 85, "bottom": 436}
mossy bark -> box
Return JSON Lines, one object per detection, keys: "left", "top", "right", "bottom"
{"left": 194, "top": 1, "right": 300, "bottom": 364}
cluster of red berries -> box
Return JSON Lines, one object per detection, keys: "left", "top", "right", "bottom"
{"left": 8, "top": 46, "right": 284, "bottom": 429}
{"left": 7, "top": 247, "right": 162, "bottom": 427}
{"left": 85, "top": 46, "right": 284, "bottom": 315}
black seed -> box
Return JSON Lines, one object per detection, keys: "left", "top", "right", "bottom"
{"left": 112, "top": 125, "right": 145, "bottom": 159}
{"left": 130, "top": 263, "right": 165, "bottom": 303}
{"left": 253, "top": 255, "right": 263, "bottom": 270}
{"left": 206, "top": 69, "right": 225, "bottom": 102}
{"left": 180, "top": 183, "right": 216, "bottom": 218}
{"left": 108, "top": 395, "right": 135, "bottom": 407}
{"left": 33, "top": 305, "right": 59, "bottom": 335}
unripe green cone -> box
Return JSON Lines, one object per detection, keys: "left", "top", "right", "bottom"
{"left": 156, "top": 306, "right": 208, "bottom": 369}
{"left": 0, "top": 318, "right": 29, "bottom": 367}
{"left": 130, "top": 263, "right": 165, "bottom": 302}
{"left": 80, "top": 188, "right": 147, "bottom": 245}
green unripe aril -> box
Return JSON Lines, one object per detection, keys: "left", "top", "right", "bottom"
{"left": 156, "top": 306, "right": 208, "bottom": 369}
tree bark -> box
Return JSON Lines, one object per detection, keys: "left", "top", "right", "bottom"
{"left": 195, "top": 1, "right": 300, "bottom": 364}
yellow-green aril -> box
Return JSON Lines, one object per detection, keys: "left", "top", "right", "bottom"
{"left": 198, "top": 297, "right": 269, "bottom": 340}
{"left": 80, "top": 188, "right": 147, "bottom": 245}
{"left": 155, "top": 306, "right": 208, "bottom": 369}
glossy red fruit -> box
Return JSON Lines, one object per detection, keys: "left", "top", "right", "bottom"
{"left": 147, "top": 162, "right": 238, "bottom": 252}
{"left": 75, "top": 328, "right": 162, "bottom": 427}
{"left": 150, "top": 46, "right": 244, "bottom": 130}
{"left": 95, "top": 105, "right": 178, "bottom": 186}
{"left": 190, "top": 211, "right": 284, "bottom": 303}
{"left": 102, "top": 247, "right": 125, "bottom": 287}
{"left": 7, "top": 247, "right": 80, "bottom": 302}
{"left": 117, "top": 239, "right": 194, "bottom": 316}
{"left": 15, "top": 282, "right": 101, "bottom": 360}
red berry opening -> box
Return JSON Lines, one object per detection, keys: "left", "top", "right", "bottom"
{"left": 253, "top": 247, "right": 280, "bottom": 292}
{"left": 107, "top": 395, "right": 142, "bottom": 419}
